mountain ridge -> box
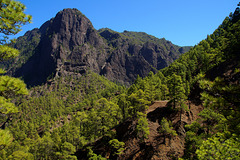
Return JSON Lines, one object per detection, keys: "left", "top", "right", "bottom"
{"left": 3, "top": 8, "right": 191, "bottom": 86}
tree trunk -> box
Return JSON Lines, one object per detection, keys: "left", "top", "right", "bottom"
{"left": 180, "top": 110, "right": 182, "bottom": 122}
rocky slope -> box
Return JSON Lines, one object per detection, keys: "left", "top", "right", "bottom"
{"left": 5, "top": 8, "right": 191, "bottom": 86}
{"left": 78, "top": 101, "right": 203, "bottom": 160}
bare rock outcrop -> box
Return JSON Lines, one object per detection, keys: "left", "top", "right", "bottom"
{"left": 11, "top": 8, "right": 190, "bottom": 86}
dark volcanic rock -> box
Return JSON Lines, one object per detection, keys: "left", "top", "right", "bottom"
{"left": 15, "top": 9, "right": 108, "bottom": 86}
{"left": 6, "top": 8, "right": 190, "bottom": 86}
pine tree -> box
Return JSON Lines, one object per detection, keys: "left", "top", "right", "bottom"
{"left": 167, "top": 74, "right": 187, "bottom": 110}
{"left": 0, "top": 129, "right": 12, "bottom": 149}
{"left": 117, "top": 93, "right": 129, "bottom": 120}
{"left": 0, "top": 0, "right": 31, "bottom": 151}
{"left": 136, "top": 112, "right": 149, "bottom": 142}
{"left": 196, "top": 133, "right": 240, "bottom": 160}
{"left": 108, "top": 139, "right": 125, "bottom": 156}
{"left": 159, "top": 118, "right": 177, "bottom": 144}
{"left": 55, "top": 142, "right": 77, "bottom": 160}
{"left": 0, "top": 0, "right": 31, "bottom": 116}
{"left": 128, "top": 89, "right": 150, "bottom": 117}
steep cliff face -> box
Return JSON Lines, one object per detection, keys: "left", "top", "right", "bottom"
{"left": 98, "top": 29, "right": 186, "bottom": 85}
{"left": 14, "top": 9, "right": 108, "bottom": 86}
{"left": 9, "top": 8, "right": 190, "bottom": 86}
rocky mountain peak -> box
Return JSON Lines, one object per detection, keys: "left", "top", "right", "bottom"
{"left": 8, "top": 8, "right": 191, "bottom": 86}
{"left": 49, "top": 8, "right": 101, "bottom": 47}
{"left": 14, "top": 8, "right": 108, "bottom": 86}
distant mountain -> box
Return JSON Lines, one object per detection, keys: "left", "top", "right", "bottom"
{"left": 4, "top": 8, "right": 191, "bottom": 86}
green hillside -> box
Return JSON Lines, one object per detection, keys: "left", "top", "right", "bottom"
{"left": 0, "top": 1, "right": 240, "bottom": 160}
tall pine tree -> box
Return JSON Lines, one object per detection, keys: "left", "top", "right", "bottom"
{"left": 0, "top": 0, "right": 31, "bottom": 150}
{"left": 167, "top": 74, "right": 187, "bottom": 110}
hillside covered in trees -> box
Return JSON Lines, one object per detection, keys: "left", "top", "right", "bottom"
{"left": 0, "top": 1, "right": 240, "bottom": 160}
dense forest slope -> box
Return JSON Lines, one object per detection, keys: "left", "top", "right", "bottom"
{"left": 77, "top": 4, "right": 240, "bottom": 159}
{"left": 78, "top": 101, "right": 203, "bottom": 160}
{"left": 1, "top": 3, "right": 240, "bottom": 160}
{"left": 2, "top": 8, "right": 190, "bottom": 86}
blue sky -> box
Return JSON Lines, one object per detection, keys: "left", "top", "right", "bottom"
{"left": 16, "top": 0, "right": 239, "bottom": 46}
